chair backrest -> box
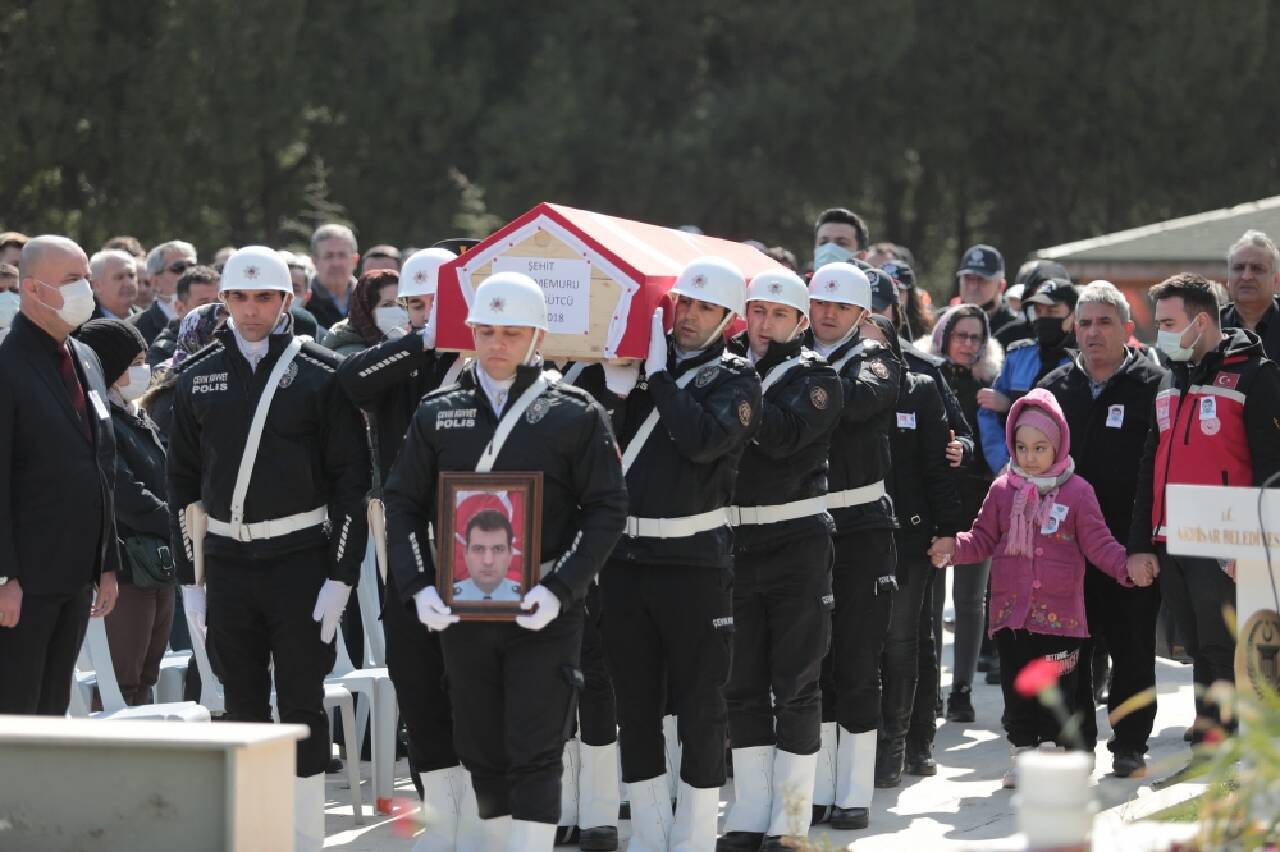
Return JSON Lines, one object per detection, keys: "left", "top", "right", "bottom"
{"left": 83, "top": 618, "right": 129, "bottom": 712}
{"left": 355, "top": 539, "right": 386, "bottom": 667}
{"left": 186, "top": 614, "right": 226, "bottom": 713}
{"left": 330, "top": 625, "right": 357, "bottom": 678}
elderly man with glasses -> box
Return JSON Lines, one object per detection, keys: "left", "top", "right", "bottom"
{"left": 132, "top": 240, "right": 197, "bottom": 344}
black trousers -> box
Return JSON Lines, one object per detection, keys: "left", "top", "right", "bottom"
{"left": 206, "top": 547, "right": 335, "bottom": 777}
{"left": 881, "top": 536, "right": 934, "bottom": 743}
{"left": 440, "top": 606, "right": 584, "bottom": 823}
{"left": 1075, "top": 566, "right": 1161, "bottom": 754}
{"left": 0, "top": 584, "right": 93, "bottom": 714}
{"left": 1157, "top": 550, "right": 1236, "bottom": 738}
{"left": 383, "top": 578, "right": 458, "bottom": 772}
{"left": 725, "top": 534, "right": 832, "bottom": 755}
{"left": 907, "top": 567, "right": 940, "bottom": 746}
{"left": 579, "top": 583, "right": 617, "bottom": 746}
{"left": 994, "top": 628, "right": 1083, "bottom": 748}
{"left": 821, "top": 528, "right": 896, "bottom": 734}
{"left": 601, "top": 559, "right": 734, "bottom": 788}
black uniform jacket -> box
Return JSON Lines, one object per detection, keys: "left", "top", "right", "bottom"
{"left": 1037, "top": 350, "right": 1165, "bottom": 543}
{"left": 726, "top": 333, "right": 843, "bottom": 552}
{"left": 889, "top": 371, "right": 962, "bottom": 543}
{"left": 808, "top": 330, "right": 902, "bottom": 535}
{"left": 129, "top": 301, "right": 169, "bottom": 345}
{"left": 1221, "top": 297, "right": 1280, "bottom": 362}
{"left": 610, "top": 336, "right": 762, "bottom": 569}
{"left": 384, "top": 362, "right": 628, "bottom": 607}
{"left": 0, "top": 314, "right": 121, "bottom": 593}
{"left": 109, "top": 399, "right": 170, "bottom": 583}
{"left": 167, "top": 326, "right": 371, "bottom": 585}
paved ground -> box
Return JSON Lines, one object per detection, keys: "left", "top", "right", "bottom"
{"left": 319, "top": 576, "right": 1202, "bottom": 850}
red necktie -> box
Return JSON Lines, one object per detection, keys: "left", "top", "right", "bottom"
{"left": 56, "top": 343, "right": 92, "bottom": 441}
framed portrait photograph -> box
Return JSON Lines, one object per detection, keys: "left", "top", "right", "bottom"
{"left": 437, "top": 471, "right": 544, "bottom": 621}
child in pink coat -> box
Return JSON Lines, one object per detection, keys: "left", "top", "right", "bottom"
{"left": 929, "top": 388, "right": 1147, "bottom": 786}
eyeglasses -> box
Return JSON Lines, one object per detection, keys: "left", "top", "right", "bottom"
{"left": 167, "top": 261, "right": 194, "bottom": 275}
{"left": 951, "top": 332, "right": 985, "bottom": 345}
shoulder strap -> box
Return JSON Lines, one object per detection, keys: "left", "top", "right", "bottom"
{"left": 440, "top": 356, "right": 468, "bottom": 388}
{"left": 562, "top": 362, "right": 588, "bottom": 385}
{"left": 229, "top": 337, "right": 303, "bottom": 537}
{"left": 830, "top": 340, "right": 868, "bottom": 374}
{"left": 760, "top": 354, "right": 806, "bottom": 395}
{"left": 475, "top": 370, "right": 559, "bottom": 473}
{"left": 620, "top": 367, "right": 702, "bottom": 475}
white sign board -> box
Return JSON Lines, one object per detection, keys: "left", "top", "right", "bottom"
{"left": 1164, "top": 484, "right": 1280, "bottom": 561}
{"left": 493, "top": 256, "right": 591, "bottom": 335}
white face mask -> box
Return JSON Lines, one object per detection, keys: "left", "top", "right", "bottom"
{"left": 119, "top": 364, "right": 152, "bottom": 401}
{"left": 1156, "top": 315, "right": 1200, "bottom": 362}
{"left": 0, "top": 291, "right": 19, "bottom": 328}
{"left": 374, "top": 305, "right": 410, "bottom": 339}
{"left": 41, "top": 278, "right": 95, "bottom": 328}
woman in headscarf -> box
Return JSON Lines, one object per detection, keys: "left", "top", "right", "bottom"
{"left": 321, "top": 269, "right": 404, "bottom": 356}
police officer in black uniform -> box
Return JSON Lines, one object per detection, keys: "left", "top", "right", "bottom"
{"left": 335, "top": 247, "right": 492, "bottom": 851}
{"left": 384, "top": 271, "right": 627, "bottom": 852}
{"left": 864, "top": 314, "right": 962, "bottom": 788}
{"left": 602, "top": 256, "right": 762, "bottom": 852}
{"left": 805, "top": 262, "right": 902, "bottom": 831}
{"left": 168, "top": 246, "right": 370, "bottom": 852}
{"left": 718, "top": 269, "right": 842, "bottom": 851}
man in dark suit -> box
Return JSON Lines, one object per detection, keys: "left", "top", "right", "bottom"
{"left": 0, "top": 235, "right": 120, "bottom": 715}
{"left": 131, "top": 240, "right": 196, "bottom": 345}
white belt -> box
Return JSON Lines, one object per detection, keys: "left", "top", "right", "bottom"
{"left": 207, "top": 507, "right": 328, "bottom": 543}
{"left": 729, "top": 496, "right": 829, "bottom": 527}
{"left": 824, "top": 481, "right": 887, "bottom": 510}
{"left": 624, "top": 508, "right": 731, "bottom": 539}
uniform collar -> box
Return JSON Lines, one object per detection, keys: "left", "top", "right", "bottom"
{"left": 670, "top": 335, "right": 724, "bottom": 378}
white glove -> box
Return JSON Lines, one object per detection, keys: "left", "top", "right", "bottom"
{"left": 311, "top": 579, "right": 352, "bottom": 643}
{"left": 419, "top": 313, "right": 437, "bottom": 349}
{"left": 645, "top": 307, "right": 668, "bottom": 378}
{"left": 603, "top": 361, "right": 640, "bottom": 397}
{"left": 414, "top": 586, "right": 460, "bottom": 631}
{"left": 182, "top": 585, "right": 207, "bottom": 639}
{"left": 516, "top": 584, "right": 561, "bottom": 631}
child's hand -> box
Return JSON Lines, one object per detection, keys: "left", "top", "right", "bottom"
{"left": 929, "top": 536, "right": 956, "bottom": 568}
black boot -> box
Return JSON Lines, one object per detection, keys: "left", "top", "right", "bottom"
{"left": 812, "top": 803, "right": 833, "bottom": 825}
{"left": 830, "top": 806, "right": 869, "bottom": 830}
{"left": 984, "top": 654, "right": 1002, "bottom": 684}
{"left": 904, "top": 740, "right": 937, "bottom": 776}
{"left": 556, "top": 826, "right": 581, "bottom": 845}
{"left": 579, "top": 826, "right": 618, "bottom": 850}
{"left": 946, "top": 686, "right": 975, "bottom": 723}
{"left": 715, "top": 831, "right": 764, "bottom": 851}
{"left": 874, "top": 737, "right": 904, "bottom": 788}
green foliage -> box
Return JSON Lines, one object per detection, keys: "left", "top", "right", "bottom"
{"left": 2, "top": 0, "right": 1278, "bottom": 300}
{"left": 1195, "top": 679, "right": 1280, "bottom": 848}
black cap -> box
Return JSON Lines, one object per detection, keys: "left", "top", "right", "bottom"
{"left": 75, "top": 319, "right": 146, "bottom": 385}
{"left": 957, "top": 244, "right": 1004, "bottom": 278}
{"left": 433, "top": 237, "right": 482, "bottom": 256}
{"left": 867, "top": 268, "right": 897, "bottom": 312}
{"left": 880, "top": 260, "right": 915, "bottom": 289}
{"left": 1014, "top": 259, "right": 1070, "bottom": 296}
{"left": 1023, "top": 278, "right": 1079, "bottom": 310}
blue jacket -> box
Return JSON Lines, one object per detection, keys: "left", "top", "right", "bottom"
{"left": 978, "top": 340, "right": 1071, "bottom": 473}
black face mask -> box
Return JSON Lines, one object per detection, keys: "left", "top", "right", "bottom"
{"left": 1033, "top": 316, "right": 1068, "bottom": 350}
{"left": 980, "top": 298, "right": 999, "bottom": 313}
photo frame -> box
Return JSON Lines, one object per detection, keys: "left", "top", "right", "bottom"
{"left": 437, "top": 471, "right": 544, "bottom": 621}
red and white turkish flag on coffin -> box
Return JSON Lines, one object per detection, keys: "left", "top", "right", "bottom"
{"left": 435, "top": 202, "right": 784, "bottom": 360}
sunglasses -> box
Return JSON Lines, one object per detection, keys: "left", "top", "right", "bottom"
{"left": 167, "top": 261, "right": 194, "bottom": 275}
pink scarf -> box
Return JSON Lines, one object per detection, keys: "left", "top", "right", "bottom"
{"left": 1005, "top": 458, "right": 1075, "bottom": 557}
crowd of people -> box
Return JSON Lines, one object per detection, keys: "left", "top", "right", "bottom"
{"left": 0, "top": 211, "right": 1278, "bottom": 852}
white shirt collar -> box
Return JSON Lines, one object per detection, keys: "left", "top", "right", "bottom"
{"left": 229, "top": 320, "right": 270, "bottom": 372}
{"left": 156, "top": 298, "right": 177, "bottom": 321}
{"left": 476, "top": 364, "right": 517, "bottom": 413}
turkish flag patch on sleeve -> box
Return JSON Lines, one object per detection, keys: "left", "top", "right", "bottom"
{"left": 1214, "top": 372, "right": 1241, "bottom": 390}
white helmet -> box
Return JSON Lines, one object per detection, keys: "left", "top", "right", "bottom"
{"left": 399, "top": 247, "right": 456, "bottom": 298}
{"left": 746, "top": 269, "right": 810, "bottom": 317}
{"left": 466, "top": 271, "right": 548, "bottom": 330}
{"left": 809, "top": 261, "right": 871, "bottom": 309}
{"left": 670, "top": 256, "right": 746, "bottom": 317}
{"left": 220, "top": 246, "right": 292, "bottom": 293}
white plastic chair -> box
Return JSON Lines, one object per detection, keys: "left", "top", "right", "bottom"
{"left": 354, "top": 541, "right": 386, "bottom": 667}
{"left": 329, "top": 624, "right": 397, "bottom": 813}
{"left": 186, "top": 610, "right": 365, "bottom": 824}
{"left": 154, "top": 649, "right": 192, "bottom": 704}
{"left": 81, "top": 618, "right": 210, "bottom": 722}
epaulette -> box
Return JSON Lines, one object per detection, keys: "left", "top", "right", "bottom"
{"left": 296, "top": 349, "right": 338, "bottom": 374}
{"left": 719, "top": 350, "right": 754, "bottom": 373}
{"left": 177, "top": 341, "right": 224, "bottom": 374}
{"left": 299, "top": 340, "right": 343, "bottom": 367}
{"left": 551, "top": 381, "right": 595, "bottom": 408}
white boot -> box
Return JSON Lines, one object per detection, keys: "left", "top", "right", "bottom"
{"left": 414, "top": 766, "right": 468, "bottom": 852}
{"left": 663, "top": 714, "right": 681, "bottom": 803}
{"left": 579, "top": 742, "right": 621, "bottom": 829}
{"left": 812, "top": 722, "right": 838, "bottom": 812}
{"left": 625, "top": 775, "right": 674, "bottom": 852}
{"left": 293, "top": 774, "right": 326, "bottom": 852}
{"left": 670, "top": 781, "right": 719, "bottom": 852}
{"left": 454, "top": 770, "right": 487, "bottom": 852}
{"left": 507, "top": 819, "right": 555, "bottom": 851}
{"left": 464, "top": 814, "right": 511, "bottom": 850}
{"left": 723, "top": 745, "right": 774, "bottom": 833}
{"left": 768, "top": 749, "right": 818, "bottom": 838}
{"left": 834, "top": 727, "right": 877, "bottom": 809}
{"left": 559, "top": 738, "right": 581, "bottom": 828}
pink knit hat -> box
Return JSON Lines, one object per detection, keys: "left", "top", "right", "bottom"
{"left": 1013, "top": 408, "right": 1061, "bottom": 460}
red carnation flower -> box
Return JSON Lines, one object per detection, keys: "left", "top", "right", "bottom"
{"left": 1014, "top": 657, "right": 1063, "bottom": 698}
